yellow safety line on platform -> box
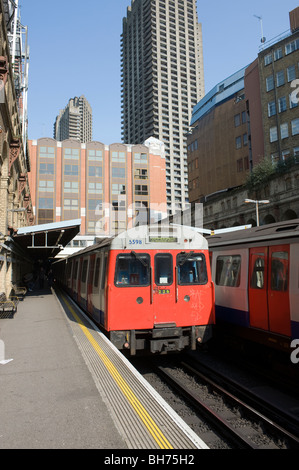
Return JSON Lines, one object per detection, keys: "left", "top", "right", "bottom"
{"left": 62, "top": 294, "right": 173, "bottom": 450}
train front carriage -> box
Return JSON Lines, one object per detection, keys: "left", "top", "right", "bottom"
{"left": 102, "top": 225, "right": 214, "bottom": 354}
{"left": 54, "top": 225, "right": 214, "bottom": 355}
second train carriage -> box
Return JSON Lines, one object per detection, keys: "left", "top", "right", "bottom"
{"left": 54, "top": 225, "right": 215, "bottom": 355}
{"left": 207, "top": 220, "right": 299, "bottom": 352}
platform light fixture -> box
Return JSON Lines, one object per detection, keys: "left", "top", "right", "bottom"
{"left": 244, "top": 199, "right": 270, "bottom": 226}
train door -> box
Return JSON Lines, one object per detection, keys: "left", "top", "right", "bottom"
{"left": 268, "top": 245, "right": 291, "bottom": 337}
{"left": 98, "top": 252, "right": 108, "bottom": 327}
{"left": 87, "top": 255, "right": 95, "bottom": 313}
{"left": 249, "top": 245, "right": 291, "bottom": 336}
{"left": 152, "top": 253, "right": 176, "bottom": 324}
{"left": 249, "top": 247, "right": 269, "bottom": 330}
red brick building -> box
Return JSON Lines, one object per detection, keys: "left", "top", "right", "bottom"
{"left": 28, "top": 137, "right": 167, "bottom": 236}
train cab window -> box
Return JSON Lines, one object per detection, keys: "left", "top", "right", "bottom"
{"left": 177, "top": 253, "right": 208, "bottom": 285}
{"left": 271, "top": 251, "right": 288, "bottom": 291}
{"left": 216, "top": 255, "right": 241, "bottom": 287}
{"left": 115, "top": 253, "right": 150, "bottom": 287}
{"left": 81, "top": 260, "right": 88, "bottom": 282}
{"left": 155, "top": 254, "right": 173, "bottom": 286}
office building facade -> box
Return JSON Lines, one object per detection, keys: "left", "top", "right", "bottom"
{"left": 28, "top": 137, "right": 167, "bottom": 236}
{"left": 121, "top": 0, "right": 204, "bottom": 211}
{"left": 188, "top": 7, "right": 299, "bottom": 203}
{"left": 54, "top": 95, "right": 93, "bottom": 143}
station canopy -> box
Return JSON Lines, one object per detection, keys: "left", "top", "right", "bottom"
{"left": 13, "top": 219, "right": 81, "bottom": 261}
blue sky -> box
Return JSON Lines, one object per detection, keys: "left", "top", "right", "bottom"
{"left": 21, "top": 0, "right": 298, "bottom": 144}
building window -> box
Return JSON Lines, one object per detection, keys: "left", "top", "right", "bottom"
{"left": 235, "top": 136, "right": 242, "bottom": 149}
{"left": 39, "top": 197, "right": 54, "bottom": 209}
{"left": 244, "top": 156, "right": 249, "bottom": 170}
{"left": 39, "top": 146, "right": 55, "bottom": 158}
{"left": 287, "top": 65, "right": 296, "bottom": 82}
{"left": 243, "top": 133, "right": 248, "bottom": 146}
{"left": 39, "top": 163, "right": 54, "bottom": 175}
{"left": 276, "top": 70, "right": 285, "bottom": 87}
{"left": 112, "top": 167, "right": 125, "bottom": 178}
{"left": 39, "top": 180, "right": 54, "bottom": 192}
{"left": 291, "top": 118, "right": 299, "bottom": 136}
{"left": 88, "top": 199, "right": 102, "bottom": 211}
{"left": 264, "top": 53, "right": 272, "bottom": 66}
{"left": 64, "top": 164, "right": 79, "bottom": 176}
{"left": 290, "top": 92, "right": 299, "bottom": 108}
{"left": 112, "top": 184, "right": 126, "bottom": 195}
{"left": 134, "top": 168, "right": 148, "bottom": 180}
{"left": 268, "top": 101, "right": 276, "bottom": 117}
{"left": 274, "top": 48, "right": 282, "bottom": 61}
{"left": 278, "top": 96, "right": 287, "bottom": 113}
{"left": 112, "top": 151, "right": 126, "bottom": 162}
{"left": 64, "top": 148, "right": 79, "bottom": 160}
{"left": 88, "top": 182, "right": 102, "bottom": 194}
{"left": 134, "top": 152, "right": 148, "bottom": 163}
{"left": 285, "top": 39, "right": 299, "bottom": 55}
{"left": 64, "top": 181, "right": 79, "bottom": 193}
{"left": 270, "top": 126, "right": 278, "bottom": 142}
{"left": 234, "top": 114, "right": 240, "bottom": 127}
{"left": 280, "top": 123, "right": 289, "bottom": 139}
{"left": 64, "top": 199, "right": 78, "bottom": 210}
{"left": 135, "top": 185, "right": 148, "bottom": 195}
{"left": 282, "top": 149, "right": 291, "bottom": 161}
{"left": 88, "top": 150, "right": 102, "bottom": 161}
{"left": 88, "top": 166, "right": 102, "bottom": 177}
{"left": 237, "top": 158, "right": 243, "bottom": 172}
{"left": 266, "top": 75, "right": 274, "bottom": 91}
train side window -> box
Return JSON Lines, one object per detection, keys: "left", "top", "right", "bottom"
{"left": 66, "top": 261, "right": 72, "bottom": 279}
{"left": 81, "top": 260, "right": 88, "bottom": 282}
{"left": 155, "top": 254, "right": 173, "bottom": 286}
{"left": 250, "top": 255, "right": 265, "bottom": 289}
{"left": 73, "top": 261, "right": 78, "bottom": 280}
{"left": 177, "top": 252, "right": 208, "bottom": 285}
{"left": 101, "top": 254, "right": 108, "bottom": 289}
{"left": 216, "top": 255, "right": 241, "bottom": 287}
{"left": 94, "top": 257, "right": 101, "bottom": 287}
{"left": 271, "top": 251, "right": 288, "bottom": 291}
{"left": 115, "top": 253, "right": 150, "bottom": 287}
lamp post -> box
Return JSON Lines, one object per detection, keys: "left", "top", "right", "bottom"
{"left": 244, "top": 199, "right": 270, "bottom": 226}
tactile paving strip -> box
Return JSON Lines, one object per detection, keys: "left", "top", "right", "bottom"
{"left": 55, "top": 290, "right": 208, "bottom": 450}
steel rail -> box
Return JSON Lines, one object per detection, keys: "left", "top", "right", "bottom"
{"left": 156, "top": 365, "right": 258, "bottom": 449}
{"left": 182, "top": 360, "right": 299, "bottom": 448}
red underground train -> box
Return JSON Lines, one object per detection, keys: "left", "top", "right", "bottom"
{"left": 53, "top": 224, "right": 215, "bottom": 355}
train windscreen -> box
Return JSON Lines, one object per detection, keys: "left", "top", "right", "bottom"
{"left": 177, "top": 253, "right": 208, "bottom": 285}
{"left": 115, "top": 253, "right": 150, "bottom": 287}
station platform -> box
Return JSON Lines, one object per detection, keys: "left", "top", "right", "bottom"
{"left": 0, "top": 286, "right": 208, "bottom": 450}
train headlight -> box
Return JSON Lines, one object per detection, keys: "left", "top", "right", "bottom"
{"left": 136, "top": 297, "right": 143, "bottom": 304}
{"left": 184, "top": 295, "right": 190, "bottom": 302}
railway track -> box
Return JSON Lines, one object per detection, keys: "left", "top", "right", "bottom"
{"left": 133, "top": 355, "right": 299, "bottom": 449}
{"left": 154, "top": 359, "right": 299, "bottom": 449}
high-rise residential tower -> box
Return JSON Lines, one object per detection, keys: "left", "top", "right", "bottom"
{"left": 121, "top": 0, "right": 205, "bottom": 211}
{"left": 54, "top": 95, "right": 93, "bottom": 143}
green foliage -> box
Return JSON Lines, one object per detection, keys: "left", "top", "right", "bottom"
{"left": 245, "top": 156, "right": 298, "bottom": 190}
{"left": 245, "top": 157, "right": 275, "bottom": 190}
